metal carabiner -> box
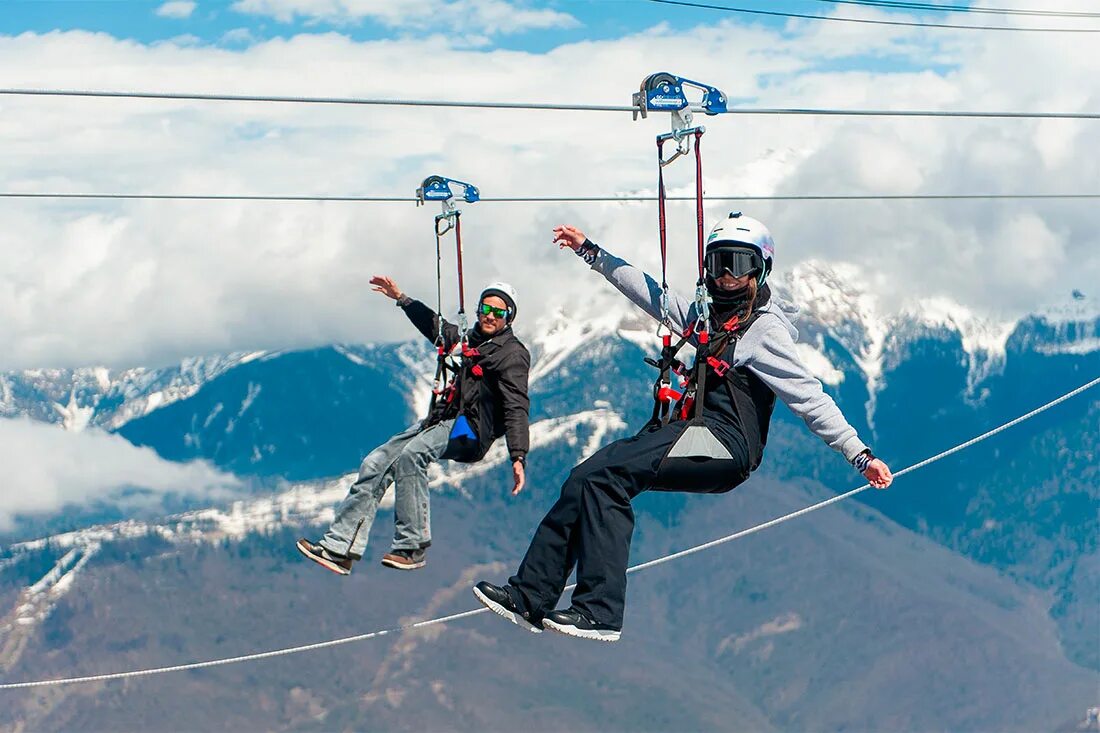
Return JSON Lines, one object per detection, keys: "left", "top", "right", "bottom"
{"left": 435, "top": 209, "right": 457, "bottom": 237}
{"left": 658, "top": 123, "right": 707, "bottom": 169}
{"left": 693, "top": 282, "right": 712, "bottom": 328}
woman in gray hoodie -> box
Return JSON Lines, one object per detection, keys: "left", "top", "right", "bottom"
{"left": 474, "top": 213, "right": 893, "bottom": 642}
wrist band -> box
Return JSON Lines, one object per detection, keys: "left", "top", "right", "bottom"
{"left": 852, "top": 449, "right": 875, "bottom": 473}
{"left": 576, "top": 239, "right": 600, "bottom": 265}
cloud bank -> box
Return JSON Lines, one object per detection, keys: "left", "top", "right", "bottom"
{"left": 0, "top": 11, "right": 1096, "bottom": 371}
{"left": 0, "top": 417, "right": 241, "bottom": 532}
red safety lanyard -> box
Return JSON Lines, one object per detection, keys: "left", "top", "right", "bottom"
{"left": 652, "top": 127, "right": 708, "bottom": 425}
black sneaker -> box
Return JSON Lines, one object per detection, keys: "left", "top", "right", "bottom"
{"left": 296, "top": 538, "right": 354, "bottom": 576}
{"left": 542, "top": 607, "right": 621, "bottom": 642}
{"left": 472, "top": 581, "right": 542, "bottom": 634}
{"left": 380, "top": 548, "right": 427, "bottom": 571}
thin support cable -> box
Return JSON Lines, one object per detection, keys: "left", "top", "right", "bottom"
{"left": 0, "top": 89, "right": 1097, "bottom": 119}
{"left": 3, "top": 193, "right": 1100, "bottom": 203}
{"left": 0, "top": 375, "right": 1095, "bottom": 691}
{"left": 811, "top": 0, "right": 1100, "bottom": 18}
{"left": 644, "top": 0, "right": 1100, "bottom": 32}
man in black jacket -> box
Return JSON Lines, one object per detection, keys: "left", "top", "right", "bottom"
{"left": 297, "top": 276, "right": 531, "bottom": 575}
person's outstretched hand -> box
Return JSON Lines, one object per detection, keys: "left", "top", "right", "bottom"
{"left": 864, "top": 459, "right": 893, "bottom": 489}
{"left": 511, "top": 460, "right": 526, "bottom": 496}
{"left": 553, "top": 225, "right": 587, "bottom": 253}
{"left": 370, "top": 275, "right": 404, "bottom": 300}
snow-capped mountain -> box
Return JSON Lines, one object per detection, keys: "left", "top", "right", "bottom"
{"left": 0, "top": 351, "right": 269, "bottom": 431}
{"left": 0, "top": 267, "right": 1096, "bottom": 730}
{"left": 2, "top": 263, "right": 1094, "bottom": 441}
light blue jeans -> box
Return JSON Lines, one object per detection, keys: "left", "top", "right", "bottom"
{"left": 320, "top": 419, "right": 453, "bottom": 558}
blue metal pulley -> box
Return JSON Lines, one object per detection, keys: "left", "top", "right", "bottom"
{"left": 632, "top": 72, "right": 728, "bottom": 119}
{"left": 416, "top": 175, "right": 480, "bottom": 205}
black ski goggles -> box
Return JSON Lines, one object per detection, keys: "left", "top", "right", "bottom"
{"left": 705, "top": 247, "right": 763, "bottom": 280}
{"left": 478, "top": 302, "right": 510, "bottom": 319}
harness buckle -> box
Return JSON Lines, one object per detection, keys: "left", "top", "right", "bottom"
{"left": 679, "top": 392, "right": 695, "bottom": 421}
{"left": 656, "top": 384, "right": 682, "bottom": 404}
{"left": 721, "top": 314, "right": 741, "bottom": 332}
{"left": 706, "top": 356, "right": 731, "bottom": 377}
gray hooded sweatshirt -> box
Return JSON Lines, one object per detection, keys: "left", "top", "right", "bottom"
{"left": 587, "top": 245, "right": 869, "bottom": 464}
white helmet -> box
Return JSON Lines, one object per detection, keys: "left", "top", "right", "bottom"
{"left": 706, "top": 212, "right": 775, "bottom": 284}
{"left": 479, "top": 281, "right": 518, "bottom": 322}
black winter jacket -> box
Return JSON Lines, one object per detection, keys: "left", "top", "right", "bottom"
{"left": 399, "top": 297, "right": 531, "bottom": 463}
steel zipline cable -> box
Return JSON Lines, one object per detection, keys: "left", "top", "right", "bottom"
{"left": 3, "top": 193, "right": 1100, "bottom": 203}
{"left": 0, "top": 375, "right": 1096, "bottom": 691}
{"left": 0, "top": 88, "right": 1098, "bottom": 120}
{"left": 644, "top": 0, "right": 1100, "bottom": 32}
{"left": 810, "top": 0, "right": 1100, "bottom": 18}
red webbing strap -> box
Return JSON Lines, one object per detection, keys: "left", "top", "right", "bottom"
{"left": 454, "top": 212, "right": 466, "bottom": 320}
{"left": 694, "top": 128, "right": 706, "bottom": 281}
{"left": 656, "top": 137, "right": 669, "bottom": 297}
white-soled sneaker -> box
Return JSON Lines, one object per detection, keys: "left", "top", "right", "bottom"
{"left": 542, "top": 608, "right": 621, "bottom": 642}
{"left": 296, "top": 538, "right": 354, "bottom": 576}
{"left": 472, "top": 581, "right": 543, "bottom": 634}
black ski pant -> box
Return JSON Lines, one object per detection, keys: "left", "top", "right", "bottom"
{"left": 508, "top": 419, "right": 751, "bottom": 629}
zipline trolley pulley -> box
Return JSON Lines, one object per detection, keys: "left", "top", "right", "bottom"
{"left": 633, "top": 72, "right": 727, "bottom": 167}
{"left": 633, "top": 72, "right": 730, "bottom": 426}
{"left": 416, "top": 175, "right": 480, "bottom": 415}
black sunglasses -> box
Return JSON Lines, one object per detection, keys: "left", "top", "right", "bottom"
{"left": 705, "top": 248, "right": 762, "bottom": 279}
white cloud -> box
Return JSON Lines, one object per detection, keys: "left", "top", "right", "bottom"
{"left": 221, "top": 27, "right": 258, "bottom": 46}
{"left": 156, "top": 1, "right": 197, "bottom": 19}
{"left": 0, "top": 417, "right": 241, "bottom": 531}
{"left": 230, "top": 0, "right": 579, "bottom": 34}
{"left": 0, "top": 15, "right": 1096, "bottom": 371}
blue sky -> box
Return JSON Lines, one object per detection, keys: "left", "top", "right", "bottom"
{"left": 4, "top": 0, "right": 771, "bottom": 46}
{"left": 0, "top": 0, "right": 981, "bottom": 97}
{"left": 0, "top": 0, "right": 966, "bottom": 59}
{"left": 8, "top": 1, "right": 776, "bottom": 43}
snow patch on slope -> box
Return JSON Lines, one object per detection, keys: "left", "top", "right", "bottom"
{"left": 782, "top": 261, "right": 888, "bottom": 423}
{"left": 1, "top": 543, "right": 100, "bottom": 649}
{"left": 793, "top": 342, "right": 845, "bottom": 386}
{"left": 529, "top": 305, "right": 634, "bottom": 385}
{"left": 53, "top": 390, "right": 95, "bottom": 432}
{"left": 908, "top": 297, "right": 1016, "bottom": 395}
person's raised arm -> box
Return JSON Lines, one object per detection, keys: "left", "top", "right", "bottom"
{"left": 373, "top": 275, "right": 460, "bottom": 347}
{"left": 552, "top": 225, "right": 694, "bottom": 336}
{"left": 740, "top": 318, "right": 893, "bottom": 488}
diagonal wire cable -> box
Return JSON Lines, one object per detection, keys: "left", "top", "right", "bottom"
{"left": 810, "top": 0, "right": 1100, "bottom": 18}
{"left": 0, "top": 375, "right": 1095, "bottom": 691}
{"left": 644, "top": 0, "right": 1100, "bottom": 31}
{"left": 0, "top": 88, "right": 1097, "bottom": 119}
{"left": 2, "top": 193, "right": 1100, "bottom": 203}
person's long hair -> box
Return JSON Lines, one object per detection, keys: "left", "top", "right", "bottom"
{"left": 743, "top": 278, "right": 760, "bottom": 315}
